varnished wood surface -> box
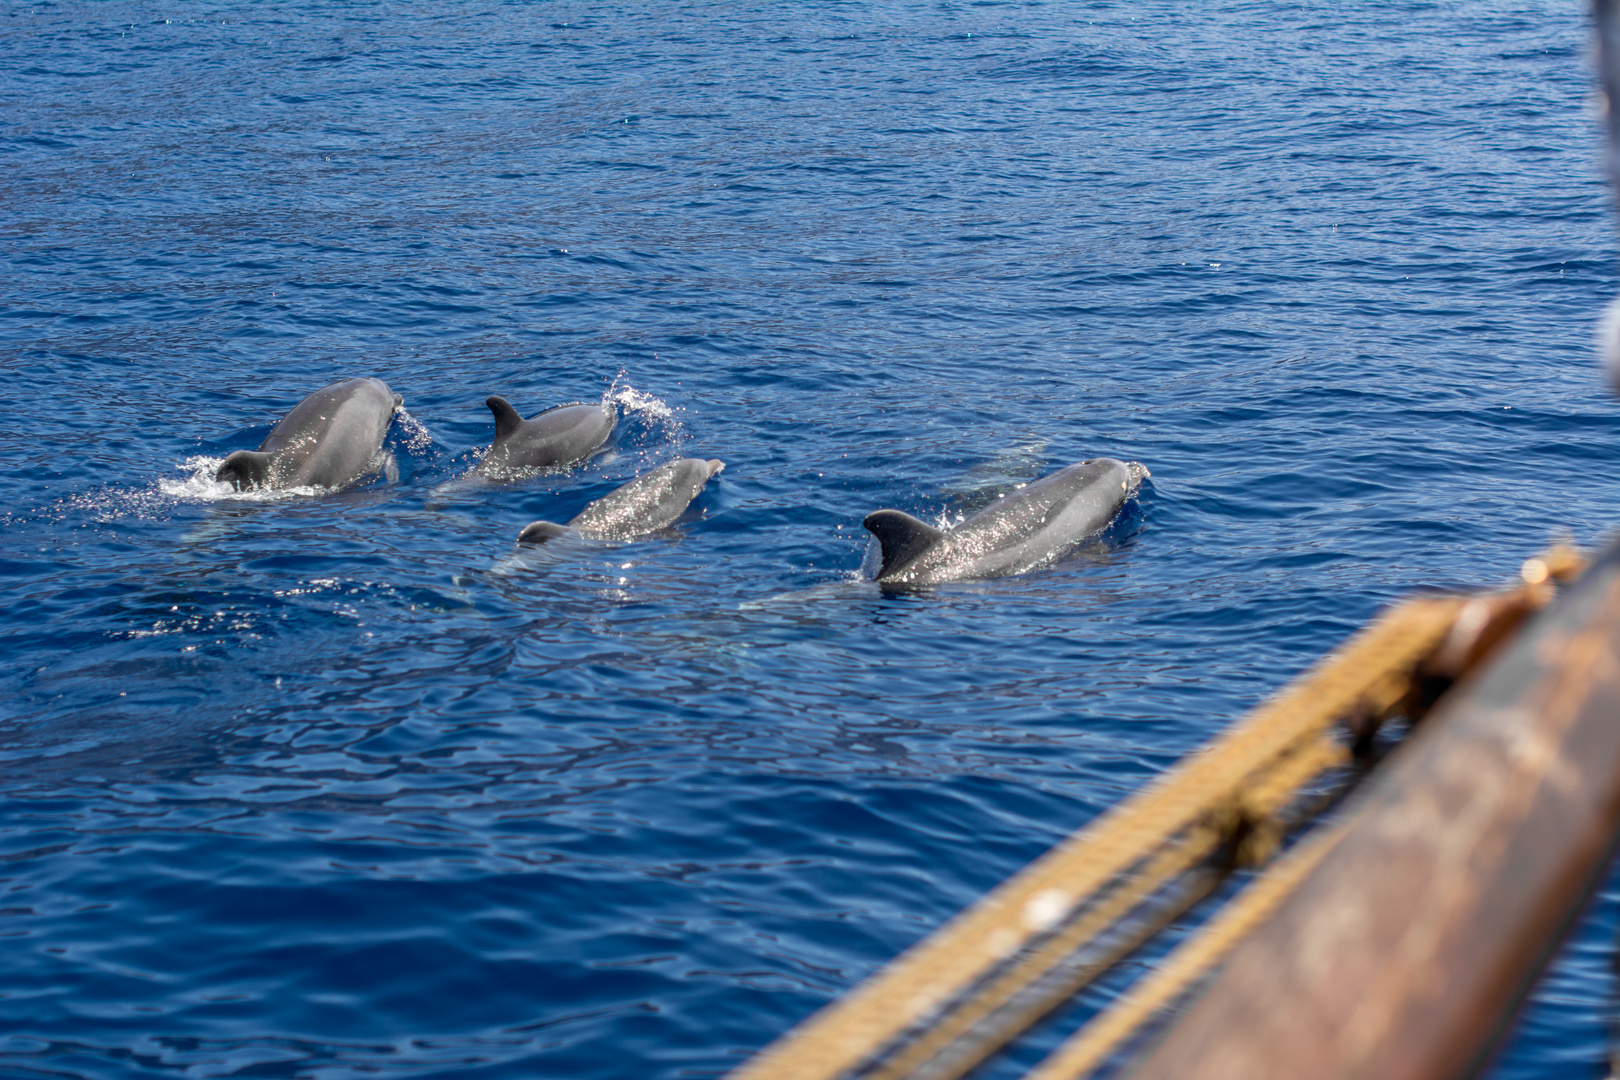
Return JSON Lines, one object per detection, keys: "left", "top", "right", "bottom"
{"left": 1126, "top": 539, "right": 1620, "bottom": 1080}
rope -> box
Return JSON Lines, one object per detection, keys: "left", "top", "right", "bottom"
{"left": 731, "top": 596, "right": 1465, "bottom": 1080}
{"left": 1024, "top": 816, "right": 1352, "bottom": 1080}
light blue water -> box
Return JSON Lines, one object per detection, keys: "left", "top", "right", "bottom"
{"left": 3, "top": 2, "right": 1619, "bottom": 1077}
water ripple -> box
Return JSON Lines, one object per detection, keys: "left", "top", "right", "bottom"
{"left": 2, "top": 1, "right": 1616, "bottom": 1078}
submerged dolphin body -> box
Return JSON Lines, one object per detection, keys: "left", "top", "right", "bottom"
{"left": 517, "top": 458, "right": 725, "bottom": 544}
{"left": 477, "top": 396, "right": 615, "bottom": 477}
{"left": 863, "top": 457, "right": 1149, "bottom": 585}
{"left": 216, "top": 377, "right": 402, "bottom": 492}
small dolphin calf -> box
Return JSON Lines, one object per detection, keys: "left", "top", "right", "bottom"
{"left": 863, "top": 458, "right": 1149, "bottom": 585}
{"left": 216, "top": 377, "right": 402, "bottom": 492}
{"left": 518, "top": 458, "right": 725, "bottom": 544}
{"left": 477, "top": 396, "right": 615, "bottom": 477}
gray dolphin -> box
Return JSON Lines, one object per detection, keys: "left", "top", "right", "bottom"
{"left": 216, "top": 377, "right": 402, "bottom": 492}
{"left": 517, "top": 458, "right": 725, "bottom": 543}
{"left": 477, "top": 396, "right": 615, "bottom": 477}
{"left": 863, "top": 458, "right": 1149, "bottom": 585}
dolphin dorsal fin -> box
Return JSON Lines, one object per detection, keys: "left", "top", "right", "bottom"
{"left": 216, "top": 450, "right": 273, "bottom": 492}
{"left": 863, "top": 510, "right": 944, "bottom": 578}
{"left": 486, "top": 396, "right": 523, "bottom": 443}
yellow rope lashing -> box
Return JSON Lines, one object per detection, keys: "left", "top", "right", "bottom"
{"left": 731, "top": 596, "right": 1465, "bottom": 1080}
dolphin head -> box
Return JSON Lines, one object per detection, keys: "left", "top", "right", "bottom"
{"left": 216, "top": 450, "right": 273, "bottom": 491}
{"left": 517, "top": 520, "right": 570, "bottom": 544}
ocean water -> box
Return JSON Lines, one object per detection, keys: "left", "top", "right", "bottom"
{"left": 3, "top": 1, "right": 1618, "bottom": 1077}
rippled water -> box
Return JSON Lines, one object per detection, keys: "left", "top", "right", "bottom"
{"left": 4, "top": 2, "right": 1619, "bottom": 1077}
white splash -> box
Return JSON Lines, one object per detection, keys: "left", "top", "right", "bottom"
{"left": 371, "top": 449, "right": 400, "bottom": 485}
{"left": 157, "top": 456, "right": 317, "bottom": 502}
{"left": 604, "top": 372, "right": 679, "bottom": 425}
{"left": 392, "top": 408, "right": 435, "bottom": 454}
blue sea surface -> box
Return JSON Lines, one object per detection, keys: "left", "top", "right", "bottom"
{"left": 4, "top": 1, "right": 1619, "bottom": 1077}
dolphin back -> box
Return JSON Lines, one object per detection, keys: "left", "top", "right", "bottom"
{"left": 217, "top": 377, "right": 398, "bottom": 492}
{"left": 479, "top": 399, "right": 616, "bottom": 476}
{"left": 260, "top": 378, "right": 399, "bottom": 489}
{"left": 866, "top": 457, "right": 1144, "bottom": 584}
{"left": 568, "top": 457, "right": 723, "bottom": 540}
{"left": 945, "top": 458, "right": 1134, "bottom": 577}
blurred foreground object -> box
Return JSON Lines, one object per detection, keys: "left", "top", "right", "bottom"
{"left": 1594, "top": 0, "right": 1620, "bottom": 390}
{"left": 731, "top": 538, "right": 1620, "bottom": 1080}
{"left": 1125, "top": 539, "right": 1620, "bottom": 1080}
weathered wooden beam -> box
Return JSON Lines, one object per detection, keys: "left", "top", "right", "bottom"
{"left": 1122, "top": 538, "right": 1620, "bottom": 1080}
{"left": 729, "top": 596, "right": 1472, "bottom": 1080}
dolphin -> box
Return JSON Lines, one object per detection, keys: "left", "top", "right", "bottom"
{"left": 863, "top": 458, "right": 1149, "bottom": 585}
{"left": 477, "top": 396, "right": 615, "bottom": 477}
{"left": 215, "top": 377, "right": 402, "bottom": 492}
{"left": 517, "top": 458, "right": 725, "bottom": 543}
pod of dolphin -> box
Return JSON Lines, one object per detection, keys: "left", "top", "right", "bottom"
{"left": 212, "top": 376, "right": 1150, "bottom": 585}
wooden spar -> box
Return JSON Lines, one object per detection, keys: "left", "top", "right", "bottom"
{"left": 1117, "top": 537, "right": 1620, "bottom": 1080}
{"left": 725, "top": 546, "right": 1590, "bottom": 1080}
{"left": 728, "top": 569, "right": 1578, "bottom": 1080}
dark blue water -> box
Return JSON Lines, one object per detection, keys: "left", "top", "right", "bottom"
{"left": 4, "top": 2, "right": 1619, "bottom": 1077}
